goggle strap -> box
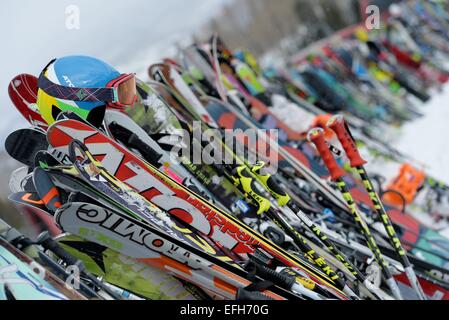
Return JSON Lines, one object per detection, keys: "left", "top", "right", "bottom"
{"left": 38, "top": 72, "right": 116, "bottom": 103}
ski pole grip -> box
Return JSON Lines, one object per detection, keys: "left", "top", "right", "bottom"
{"left": 244, "top": 260, "right": 295, "bottom": 290}
{"left": 307, "top": 128, "right": 345, "bottom": 181}
{"left": 236, "top": 288, "right": 274, "bottom": 300}
{"left": 68, "top": 139, "right": 89, "bottom": 163}
{"left": 327, "top": 115, "right": 366, "bottom": 168}
{"left": 37, "top": 231, "right": 79, "bottom": 267}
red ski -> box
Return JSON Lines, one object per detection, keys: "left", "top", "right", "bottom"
{"left": 8, "top": 74, "right": 47, "bottom": 129}
{"left": 46, "top": 118, "right": 347, "bottom": 299}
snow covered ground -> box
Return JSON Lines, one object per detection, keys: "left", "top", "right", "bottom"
{"left": 393, "top": 83, "right": 449, "bottom": 185}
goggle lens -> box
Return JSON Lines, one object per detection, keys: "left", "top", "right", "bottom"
{"left": 116, "top": 75, "right": 137, "bottom": 106}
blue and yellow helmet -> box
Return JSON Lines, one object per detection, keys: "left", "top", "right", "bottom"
{"left": 37, "top": 55, "right": 121, "bottom": 125}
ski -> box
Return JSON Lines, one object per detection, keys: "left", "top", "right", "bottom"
{"left": 55, "top": 201, "right": 300, "bottom": 300}
{"left": 46, "top": 118, "right": 348, "bottom": 298}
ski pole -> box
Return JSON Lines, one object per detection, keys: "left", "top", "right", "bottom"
{"left": 307, "top": 127, "right": 403, "bottom": 300}
{"left": 0, "top": 221, "right": 100, "bottom": 299}
{"left": 243, "top": 259, "right": 326, "bottom": 300}
{"left": 217, "top": 132, "right": 360, "bottom": 299}
{"left": 189, "top": 131, "right": 349, "bottom": 299}
{"left": 326, "top": 114, "right": 427, "bottom": 300}
{"left": 37, "top": 231, "right": 124, "bottom": 300}
{"left": 249, "top": 161, "right": 386, "bottom": 300}
{"left": 230, "top": 163, "right": 358, "bottom": 299}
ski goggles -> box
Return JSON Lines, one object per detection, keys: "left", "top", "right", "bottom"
{"left": 38, "top": 61, "right": 137, "bottom": 109}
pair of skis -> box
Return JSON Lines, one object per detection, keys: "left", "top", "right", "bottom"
{"left": 5, "top": 124, "right": 300, "bottom": 300}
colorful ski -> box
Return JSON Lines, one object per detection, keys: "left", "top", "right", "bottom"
{"left": 46, "top": 118, "right": 347, "bottom": 298}
{"left": 8, "top": 74, "right": 47, "bottom": 129}
{"left": 55, "top": 202, "right": 296, "bottom": 300}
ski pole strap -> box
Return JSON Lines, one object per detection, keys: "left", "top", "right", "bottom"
{"left": 231, "top": 165, "right": 271, "bottom": 214}
{"left": 307, "top": 128, "right": 346, "bottom": 181}
{"left": 240, "top": 261, "right": 280, "bottom": 300}
{"left": 250, "top": 161, "right": 291, "bottom": 206}
{"left": 68, "top": 139, "right": 105, "bottom": 171}
{"left": 327, "top": 115, "right": 367, "bottom": 168}
{"left": 68, "top": 139, "right": 90, "bottom": 163}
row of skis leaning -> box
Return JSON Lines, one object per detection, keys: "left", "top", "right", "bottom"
{"left": 2, "top": 0, "right": 449, "bottom": 300}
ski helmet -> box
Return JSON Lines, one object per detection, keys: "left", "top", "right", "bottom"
{"left": 37, "top": 55, "right": 137, "bottom": 126}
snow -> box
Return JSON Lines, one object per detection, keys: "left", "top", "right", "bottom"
{"left": 394, "top": 83, "right": 449, "bottom": 185}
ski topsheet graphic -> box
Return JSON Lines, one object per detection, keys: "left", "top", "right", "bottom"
{"left": 55, "top": 202, "right": 294, "bottom": 300}
{"left": 56, "top": 234, "right": 203, "bottom": 300}
{"left": 6, "top": 0, "right": 449, "bottom": 301}
{"left": 46, "top": 118, "right": 346, "bottom": 299}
